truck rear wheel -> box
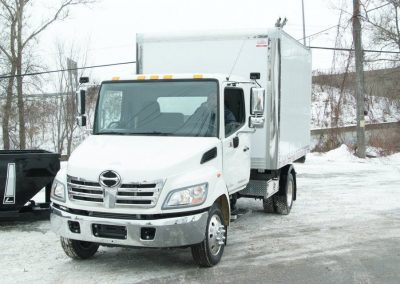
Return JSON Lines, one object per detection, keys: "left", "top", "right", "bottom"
{"left": 191, "top": 203, "right": 226, "bottom": 267}
{"left": 274, "top": 172, "right": 294, "bottom": 215}
{"left": 262, "top": 197, "right": 275, "bottom": 213}
{"left": 60, "top": 237, "right": 99, "bottom": 259}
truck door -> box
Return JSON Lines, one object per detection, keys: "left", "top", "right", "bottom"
{"left": 222, "top": 87, "right": 251, "bottom": 193}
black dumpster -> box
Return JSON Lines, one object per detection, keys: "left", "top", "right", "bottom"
{"left": 0, "top": 150, "right": 60, "bottom": 218}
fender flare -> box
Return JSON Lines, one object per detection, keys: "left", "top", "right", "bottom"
{"left": 212, "top": 178, "right": 231, "bottom": 226}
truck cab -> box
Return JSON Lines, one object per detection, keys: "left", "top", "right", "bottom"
{"left": 50, "top": 73, "right": 266, "bottom": 266}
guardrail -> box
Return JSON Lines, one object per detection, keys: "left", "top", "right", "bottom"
{"left": 311, "top": 121, "right": 400, "bottom": 135}
{"left": 311, "top": 121, "right": 400, "bottom": 151}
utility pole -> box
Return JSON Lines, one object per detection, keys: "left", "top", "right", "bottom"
{"left": 352, "top": 0, "right": 366, "bottom": 158}
{"left": 301, "top": 0, "right": 306, "bottom": 46}
{"left": 67, "top": 58, "right": 78, "bottom": 90}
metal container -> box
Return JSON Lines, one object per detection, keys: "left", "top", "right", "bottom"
{"left": 0, "top": 150, "right": 60, "bottom": 214}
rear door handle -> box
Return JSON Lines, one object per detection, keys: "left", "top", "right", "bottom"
{"left": 243, "top": 146, "right": 249, "bottom": 152}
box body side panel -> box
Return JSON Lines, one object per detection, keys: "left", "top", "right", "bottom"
{"left": 277, "top": 32, "right": 311, "bottom": 168}
{"left": 138, "top": 36, "right": 269, "bottom": 82}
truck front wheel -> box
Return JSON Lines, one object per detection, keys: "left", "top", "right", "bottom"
{"left": 191, "top": 203, "right": 226, "bottom": 267}
{"left": 60, "top": 237, "right": 99, "bottom": 259}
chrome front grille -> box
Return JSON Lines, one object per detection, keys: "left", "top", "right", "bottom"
{"left": 67, "top": 176, "right": 163, "bottom": 208}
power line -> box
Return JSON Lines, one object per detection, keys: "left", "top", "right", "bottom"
{"left": 366, "top": 2, "right": 391, "bottom": 13}
{"left": 298, "top": 25, "right": 339, "bottom": 41}
{"left": 309, "top": 46, "right": 400, "bottom": 54}
{"left": 1, "top": 47, "right": 398, "bottom": 80}
{"left": 297, "top": 2, "right": 393, "bottom": 43}
{"left": 0, "top": 61, "right": 136, "bottom": 79}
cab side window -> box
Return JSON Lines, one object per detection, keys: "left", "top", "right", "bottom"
{"left": 224, "top": 88, "right": 245, "bottom": 137}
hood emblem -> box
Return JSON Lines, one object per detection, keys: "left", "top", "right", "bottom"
{"left": 99, "top": 170, "right": 121, "bottom": 188}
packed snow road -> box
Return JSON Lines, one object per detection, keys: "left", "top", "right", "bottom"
{"left": 1, "top": 146, "right": 400, "bottom": 284}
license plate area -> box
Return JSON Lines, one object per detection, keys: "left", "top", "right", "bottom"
{"left": 92, "top": 224, "right": 127, "bottom": 240}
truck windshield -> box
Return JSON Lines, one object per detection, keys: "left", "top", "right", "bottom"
{"left": 93, "top": 80, "right": 218, "bottom": 137}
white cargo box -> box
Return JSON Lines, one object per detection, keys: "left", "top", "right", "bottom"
{"left": 136, "top": 28, "right": 311, "bottom": 170}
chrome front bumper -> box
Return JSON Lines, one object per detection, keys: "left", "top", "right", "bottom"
{"left": 50, "top": 206, "right": 208, "bottom": 247}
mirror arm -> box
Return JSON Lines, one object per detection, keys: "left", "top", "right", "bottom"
{"left": 236, "top": 128, "right": 256, "bottom": 137}
{"left": 76, "top": 115, "right": 87, "bottom": 127}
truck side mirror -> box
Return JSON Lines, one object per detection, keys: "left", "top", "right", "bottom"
{"left": 250, "top": 88, "right": 265, "bottom": 115}
{"left": 76, "top": 89, "right": 86, "bottom": 115}
{"left": 250, "top": 88, "right": 265, "bottom": 128}
{"left": 76, "top": 89, "right": 87, "bottom": 127}
{"left": 249, "top": 116, "right": 265, "bottom": 128}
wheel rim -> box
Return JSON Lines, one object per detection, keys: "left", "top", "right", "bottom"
{"left": 286, "top": 178, "right": 293, "bottom": 206}
{"left": 208, "top": 214, "right": 225, "bottom": 256}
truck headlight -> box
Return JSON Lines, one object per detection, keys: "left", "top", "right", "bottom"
{"left": 163, "top": 183, "right": 208, "bottom": 209}
{"left": 51, "top": 179, "right": 66, "bottom": 202}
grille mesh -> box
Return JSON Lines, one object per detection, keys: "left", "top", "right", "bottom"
{"left": 67, "top": 175, "right": 163, "bottom": 208}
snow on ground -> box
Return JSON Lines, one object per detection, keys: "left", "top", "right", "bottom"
{"left": 311, "top": 84, "right": 400, "bottom": 129}
{"left": 1, "top": 146, "right": 400, "bottom": 283}
{"left": 322, "top": 144, "right": 358, "bottom": 162}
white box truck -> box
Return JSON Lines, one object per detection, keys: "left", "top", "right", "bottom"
{"left": 50, "top": 28, "right": 311, "bottom": 267}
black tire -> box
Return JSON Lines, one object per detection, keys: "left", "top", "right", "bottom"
{"left": 191, "top": 203, "right": 226, "bottom": 267}
{"left": 263, "top": 197, "right": 275, "bottom": 213}
{"left": 60, "top": 237, "right": 99, "bottom": 259}
{"left": 274, "top": 173, "right": 294, "bottom": 215}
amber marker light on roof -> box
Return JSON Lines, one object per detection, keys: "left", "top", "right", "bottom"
{"left": 112, "top": 76, "right": 120, "bottom": 81}
{"left": 137, "top": 75, "right": 146, "bottom": 80}
{"left": 163, "top": 75, "right": 173, "bottom": 79}
{"left": 150, "top": 75, "right": 159, "bottom": 80}
{"left": 193, "top": 74, "right": 203, "bottom": 79}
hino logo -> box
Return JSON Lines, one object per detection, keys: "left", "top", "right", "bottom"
{"left": 99, "top": 170, "right": 121, "bottom": 208}
{"left": 99, "top": 170, "right": 121, "bottom": 188}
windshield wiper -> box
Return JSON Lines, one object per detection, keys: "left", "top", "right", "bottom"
{"left": 96, "top": 131, "right": 175, "bottom": 136}
{"left": 129, "top": 132, "right": 174, "bottom": 136}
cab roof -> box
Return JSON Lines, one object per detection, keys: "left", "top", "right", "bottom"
{"left": 107, "top": 73, "right": 252, "bottom": 84}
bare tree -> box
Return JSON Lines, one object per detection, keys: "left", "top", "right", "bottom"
{"left": 0, "top": 0, "right": 92, "bottom": 150}
{"left": 50, "top": 40, "right": 92, "bottom": 155}
{"left": 361, "top": 0, "right": 400, "bottom": 117}
{"left": 361, "top": 0, "right": 400, "bottom": 62}
{"left": 318, "top": 3, "right": 354, "bottom": 149}
{"left": 0, "top": 2, "right": 17, "bottom": 149}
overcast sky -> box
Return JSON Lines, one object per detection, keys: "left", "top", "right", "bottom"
{"left": 37, "top": 0, "right": 346, "bottom": 85}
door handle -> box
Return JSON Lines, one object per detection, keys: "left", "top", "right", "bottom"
{"left": 243, "top": 146, "right": 249, "bottom": 152}
{"left": 233, "top": 136, "right": 239, "bottom": 148}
